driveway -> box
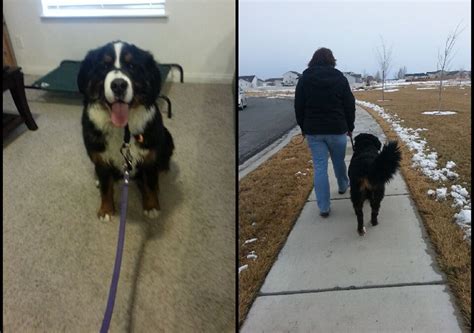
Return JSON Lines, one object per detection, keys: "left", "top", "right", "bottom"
{"left": 238, "top": 97, "right": 296, "bottom": 164}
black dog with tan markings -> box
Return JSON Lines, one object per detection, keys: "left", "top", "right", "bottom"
{"left": 78, "top": 41, "right": 174, "bottom": 221}
{"left": 348, "top": 133, "right": 401, "bottom": 236}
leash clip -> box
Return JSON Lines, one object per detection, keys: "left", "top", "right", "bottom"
{"left": 120, "top": 143, "right": 133, "bottom": 174}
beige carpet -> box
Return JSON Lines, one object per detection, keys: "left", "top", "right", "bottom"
{"left": 3, "top": 82, "right": 236, "bottom": 332}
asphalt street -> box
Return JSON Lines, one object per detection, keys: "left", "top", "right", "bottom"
{"left": 238, "top": 97, "right": 296, "bottom": 164}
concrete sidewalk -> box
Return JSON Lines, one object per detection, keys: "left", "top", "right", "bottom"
{"left": 241, "top": 106, "right": 465, "bottom": 332}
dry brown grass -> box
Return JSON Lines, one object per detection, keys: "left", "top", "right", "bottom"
{"left": 356, "top": 85, "right": 471, "bottom": 193}
{"left": 354, "top": 84, "right": 471, "bottom": 330}
{"left": 238, "top": 136, "right": 313, "bottom": 327}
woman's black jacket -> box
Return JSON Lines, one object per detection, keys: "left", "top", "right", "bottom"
{"left": 294, "top": 65, "right": 355, "bottom": 135}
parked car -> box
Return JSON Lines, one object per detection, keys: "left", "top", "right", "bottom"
{"left": 238, "top": 89, "right": 248, "bottom": 110}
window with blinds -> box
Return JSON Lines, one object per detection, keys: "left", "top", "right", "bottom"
{"left": 41, "top": 0, "right": 166, "bottom": 18}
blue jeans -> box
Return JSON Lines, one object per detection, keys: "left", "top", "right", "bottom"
{"left": 306, "top": 134, "right": 349, "bottom": 213}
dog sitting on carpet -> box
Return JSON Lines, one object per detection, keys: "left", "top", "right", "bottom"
{"left": 348, "top": 133, "right": 401, "bottom": 236}
{"left": 77, "top": 41, "right": 174, "bottom": 221}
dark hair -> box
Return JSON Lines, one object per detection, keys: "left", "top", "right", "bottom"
{"left": 308, "top": 47, "right": 336, "bottom": 67}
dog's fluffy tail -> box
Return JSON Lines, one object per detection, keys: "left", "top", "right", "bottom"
{"left": 368, "top": 141, "right": 401, "bottom": 184}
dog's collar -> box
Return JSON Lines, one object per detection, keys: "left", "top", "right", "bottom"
{"left": 134, "top": 134, "right": 144, "bottom": 143}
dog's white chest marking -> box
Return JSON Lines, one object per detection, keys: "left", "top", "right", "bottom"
{"left": 87, "top": 103, "right": 156, "bottom": 176}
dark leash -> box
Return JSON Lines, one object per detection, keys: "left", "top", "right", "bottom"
{"left": 349, "top": 133, "right": 354, "bottom": 150}
{"left": 100, "top": 125, "right": 133, "bottom": 333}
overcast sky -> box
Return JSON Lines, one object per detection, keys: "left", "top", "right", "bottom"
{"left": 239, "top": 1, "right": 471, "bottom": 79}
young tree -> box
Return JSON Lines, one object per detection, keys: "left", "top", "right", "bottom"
{"left": 374, "top": 71, "right": 381, "bottom": 82}
{"left": 458, "top": 67, "right": 465, "bottom": 86}
{"left": 397, "top": 66, "right": 407, "bottom": 80}
{"left": 375, "top": 36, "right": 393, "bottom": 101}
{"left": 436, "top": 23, "right": 464, "bottom": 110}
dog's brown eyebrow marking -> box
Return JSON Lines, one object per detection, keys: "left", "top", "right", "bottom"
{"left": 124, "top": 53, "right": 133, "bottom": 62}
{"left": 104, "top": 54, "right": 113, "bottom": 63}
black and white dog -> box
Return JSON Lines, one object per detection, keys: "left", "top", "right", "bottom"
{"left": 78, "top": 41, "right": 174, "bottom": 221}
{"left": 348, "top": 134, "right": 401, "bottom": 235}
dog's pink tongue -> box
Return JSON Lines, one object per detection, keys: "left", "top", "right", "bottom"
{"left": 110, "top": 103, "right": 129, "bottom": 127}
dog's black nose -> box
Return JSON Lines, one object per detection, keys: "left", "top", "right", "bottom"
{"left": 111, "top": 78, "right": 128, "bottom": 96}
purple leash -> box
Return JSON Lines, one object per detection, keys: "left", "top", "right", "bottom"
{"left": 100, "top": 127, "right": 133, "bottom": 333}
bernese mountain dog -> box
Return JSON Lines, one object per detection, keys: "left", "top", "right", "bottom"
{"left": 348, "top": 133, "right": 401, "bottom": 236}
{"left": 77, "top": 41, "right": 174, "bottom": 221}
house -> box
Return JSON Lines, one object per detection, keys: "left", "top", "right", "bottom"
{"left": 446, "top": 71, "right": 460, "bottom": 79}
{"left": 239, "top": 75, "right": 263, "bottom": 90}
{"left": 405, "top": 72, "right": 428, "bottom": 81}
{"left": 343, "top": 72, "right": 363, "bottom": 85}
{"left": 343, "top": 73, "right": 356, "bottom": 85}
{"left": 264, "top": 78, "right": 283, "bottom": 86}
{"left": 282, "top": 71, "right": 301, "bottom": 86}
{"left": 365, "top": 75, "right": 377, "bottom": 85}
{"left": 427, "top": 70, "right": 441, "bottom": 79}
{"left": 350, "top": 73, "right": 363, "bottom": 83}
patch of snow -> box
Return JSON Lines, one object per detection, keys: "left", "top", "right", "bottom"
{"left": 243, "top": 238, "right": 257, "bottom": 245}
{"left": 384, "top": 89, "right": 399, "bottom": 92}
{"left": 446, "top": 161, "right": 456, "bottom": 169}
{"left": 295, "top": 171, "right": 307, "bottom": 176}
{"left": 455, "top": 210, "right": 471, "bottom": 224}
{"left": 247, "top": 253, "right": 258, "bottom": 260}
{"left": 239, "top": 265, "right": 248, "bottom": 274}
{"left": 435, "top": 188, "right": 448, "bottom": 201}
{"left": 421, "top": 111, "right": 457, "bottom": 115}
{"left": 417, "top": 87, "right": 437, "bottom": 90}
{"left": 450, "top": 185, "right": 470, "bottom": 208}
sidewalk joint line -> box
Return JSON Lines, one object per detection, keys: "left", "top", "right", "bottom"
{"left": 258, "top": 281, "right": 446, "bottom": 297}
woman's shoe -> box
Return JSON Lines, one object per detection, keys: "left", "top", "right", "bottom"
{"left": 338, "top": 185, "right": 349, "bottom": 194}
{"left": 320, "top": 209, "right": 330, "bottom": 218}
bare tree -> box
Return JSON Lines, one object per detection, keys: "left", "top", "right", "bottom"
{"left": 436, "top": 22, "right": 464, "bottom": 110}
{"left": 458, "top": 67, "right": 465, "bottom": 86}
{"left": 375, "top": 36, "right": 393, "bottom": 101}
{"left": 397, "top": 66, "right": 407, "bottom": 80}
{"left": 374, "top": 71, "right": 381, "bottom": 82}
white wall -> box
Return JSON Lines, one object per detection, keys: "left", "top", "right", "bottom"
{"left": 3, "top": 0, "right": 235, "bottom": 83}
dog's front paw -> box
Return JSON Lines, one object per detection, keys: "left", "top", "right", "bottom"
{"left": 98, "top": 207, "right": 114, "bottom": 222}
{"left": 144, "top": 208, "right": 160, "bottom": 219}
{"left": 371, "top": 219, "right": 378, "bottom": 226}
{"left": 357, "top": 226, "right": 366, "bottom": 236}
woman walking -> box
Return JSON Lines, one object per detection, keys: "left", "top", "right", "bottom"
{"left": 295, "top": 47, "right": 355, "bottom": 217}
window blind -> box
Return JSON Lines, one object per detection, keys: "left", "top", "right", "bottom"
{"left": 41, "top": 0, "right": 166, "bottom": 17}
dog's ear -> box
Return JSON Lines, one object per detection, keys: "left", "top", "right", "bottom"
{"left": 145, "top": 53, "right": 162, "bottom": 102}
{"left": 77, "top": 49, "right": 98, "bottom": 95}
